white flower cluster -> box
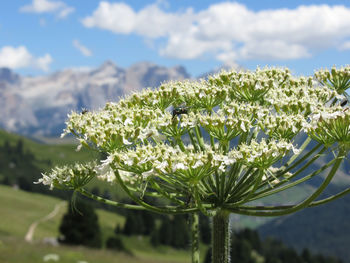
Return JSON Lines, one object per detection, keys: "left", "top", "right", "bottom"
{"left": 314, "top": 66, "right": 350, "bottom": 93}
{"left": 111, "top": 143, "right": 233, "bottom": 179}
{"left": 40, "top": 66, "right": 350, "bottom": 196}
{"left": 62, "top": 103, "right": 168, "bottom": 152}
{"left": 258, "top": 112, "right": 307, "bottom": 139}
{"left": 229, "top": 139, "right": 299, "bottom": 169}
{"left": 306, "top": 105, "right": 350, "bottom": 147}
{"left": 265, "top": 80, "right": 335, "bottom": 114}
{"left": 36, "top": 162, "right": 96, "bottom": 190}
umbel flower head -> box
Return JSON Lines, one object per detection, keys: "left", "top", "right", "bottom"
{"left": 39, "top": 66, "right": 350, "bottom": 216}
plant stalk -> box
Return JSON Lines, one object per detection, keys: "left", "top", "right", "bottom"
{"left": 191, "top": 213, "right": 200, "bottom": 263}
{"left": 212, "top": 210, "right": 230, "bottom": 263}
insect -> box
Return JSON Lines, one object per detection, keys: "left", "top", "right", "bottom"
{"left": 81, "top": 108, "right": 89, "bottom": 114}
{"left": 340, "top": 99, "right": 348, "bottom": 107}
{"left": 172, "top": 105, "right": 188, "bottom": 119}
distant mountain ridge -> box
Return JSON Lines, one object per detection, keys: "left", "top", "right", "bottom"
{"left": 258, "top": 184, "right": 350, "bottom": 263}
{"left": 0, "top": 61, "right": 190, "bottom": 136}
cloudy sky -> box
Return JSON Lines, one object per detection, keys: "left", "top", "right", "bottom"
{"left": 1, "top": 0, "right": 350, "bottom": 76}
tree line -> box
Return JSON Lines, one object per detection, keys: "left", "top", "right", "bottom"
{"left": 60, "top": 198, "right": 343, "bottom": 263}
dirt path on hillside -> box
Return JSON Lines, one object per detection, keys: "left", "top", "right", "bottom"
{"left": 25, "top": 201, "right": 65, "bottom": 242}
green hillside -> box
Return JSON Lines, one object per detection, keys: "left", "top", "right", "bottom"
{"left": 259, "top": 185, "right": 350, "bottom": 262}
{"left": 0, "top": 184, "right": 191, "bottom": 263}
{"left": 0, "top": 130, "right": 98, "bottom": 170}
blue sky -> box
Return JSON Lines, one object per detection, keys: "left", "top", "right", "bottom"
{"left": 1, "top": 0, "right": 350, "bottom": 77}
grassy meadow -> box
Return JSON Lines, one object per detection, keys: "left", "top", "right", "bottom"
{"left": 0, "top": 184, "right": 194, "bottom": 263}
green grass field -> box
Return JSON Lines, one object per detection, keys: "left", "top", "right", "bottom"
{"left": 0, "top": 184, "right": 193, "bottom": 263}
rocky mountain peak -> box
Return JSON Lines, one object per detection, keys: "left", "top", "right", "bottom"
{"left": 0, "top": 68, "right": 20, "bottom": 85}
{"left": 0, "top": 61, "right": 191, "bottom": 136}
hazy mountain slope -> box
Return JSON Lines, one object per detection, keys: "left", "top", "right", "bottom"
{"left": 258, "top": 184, "right": 350, "bottom": 262}
{"left": 0, "top": 61, "right": 190, "bottom": 136}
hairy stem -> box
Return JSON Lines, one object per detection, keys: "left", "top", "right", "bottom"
{"left": 191, "top": 213, "right": 200, "bottom": 263}
{"left": 212, "top": 210, "right": 230, "bottom": 263}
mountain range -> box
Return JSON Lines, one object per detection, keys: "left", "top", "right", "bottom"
{"left": 0, "top": 61, "right": 190, "bottom": 136}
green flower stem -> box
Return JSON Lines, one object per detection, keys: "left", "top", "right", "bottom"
{"left": 286, "top": 137, "right": 312, "bottom": 165}
{"left": 219, "top": 171, "right": 227, "bottom": 203}
{"left": 190, "top": 213, "right": 200, "bottom": 263}
{"left": 228, "top": 168, "right": 259, "bottom": 202}
{"left": 224, "top": 163, "right": 243, "bottom": 199}
{"left": 149, "top": 181, "right": 186, "bottom": 206}
{"left": 246, "top": 127, "right": 259, "bottom": 145}
{"left": 226, "top": 149, "right": 345, "bottom": 216}
{"left": 245, "top": 157, "right": 337, "bottom": 202}
{"left": 114, "top": 168, "right": 204, "bottom": 214}
{"left": 276, "top": 142, "right": 323, "bottom": 178}
{"left": 188, "top": 129, "right": 200, "bottom": 152}
{"left": 223, "top": 186, "right": 350, "bottom": 211}
{"left": 309, "top": 187, "right": 350, "bottom": 207}
{"left": 256, "top": 145, "right": 326, "bottom": 197}
{"left": 176, "top": 136, "right": 186, "bottom": 151}
{"left": 210, "top": 133, "right": 215, "bottom": 149}
{"left": 193, "top": 188, "right": 210, "bottom": 216}
{"left": 212, "top": 210, "right": 230, "bottom": 263}
{"left": 77, "top": 188, "right": 146, "bottom": 210}
{"left": 234, "top": 169, "right": 264, "bottom": 205}
{"left": 194, "top": 126, "right": 206, "bottom": 151}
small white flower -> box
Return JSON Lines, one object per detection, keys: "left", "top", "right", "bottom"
{"left": 192, "top": 160, "right": 204, "bottom": 169}
{"left": 199, "top": 91, "right": 206, "bottom": 98}
{"left": 142, "top": 169, "right": 154, "bottom": 178}
{"left": 76, "top": 143, "right": 83, "bottom": 152}
{"left": 155, "top": 161, "right": 168, "bottom": 173}
{"left": 124, "top": 118, "right": 133, "bottom": 126}
{"left": 240, "top": 122, "right": 247, "bottom": 132}
{"left": 122, "top": 137, "right": 132, "bottom": 145}
{"left": 173, "top": 163, "right": 188, "bottom": 171}
{"left": 43, "top": 254, "right": 60, "bottom": 262}
{"left": 124, "top": 158, "right": 134, "bottom": 166}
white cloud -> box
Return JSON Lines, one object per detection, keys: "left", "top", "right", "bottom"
{"left": 339, "top": 40, "right": 350, "bottom": 50}
{"left": 20, "top": 0, "right": 74, "bottom": 18}
{"left": 82, "top": 2, "right": 194, "bottom": 38}
{"left": 82, "top": 2, "right": 350, "bottom": 62}
{"left": 0, "top": 46, "right": 52, "bottom": 71}
{"left": 73, "top": 40, "right": 93, "bottom": 57}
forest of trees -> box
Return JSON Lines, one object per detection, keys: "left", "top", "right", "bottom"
{"left": 59, "top": 198, "right": 343, "bottom": 263}
{"left": 203, "top": 228, "right": 343, "bottom": 263}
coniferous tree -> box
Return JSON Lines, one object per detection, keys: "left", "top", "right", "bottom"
{"left": 59, "top": 199, "right": 102, "bottom": 248}
{"left": 114, "top": 224, "right": 122, "bottom": 234}
{"left": 150, "top": 228, "right": 160, "bottom": 247}
{"left": 204, "top": 248, "right": 212, "bottom": 263}
{"left": 106, "top": 236, "right": 127, "bottom": 252}
{"left": 123, "top": 210, "right": 145, "bottom": 235}
{"left": 231, "top": 238, "right": 253, "bottom": 263}
{"left": 200, "top": 214, "right": 211, "bottom": 245}
{"left": 158, "top": 216, "right": 172, "bottom": 246}
{"left": 170, "top": 215, "right": 189, "bottom": 249}
{"left": 141, "top": 210, "right": 155, "bottom": 235}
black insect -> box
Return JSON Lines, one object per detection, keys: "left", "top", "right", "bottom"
{"left": 81, "top": 108, "right": 89, "bottom": 114}
{"left": 172, "top": 106, "right": 188, "bottom": 119}
{"left": 341, "top": 99, "right": 348, "bottom": 107}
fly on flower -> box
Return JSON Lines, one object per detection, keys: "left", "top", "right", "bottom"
{"left": 81, "top": 108, "right": 89, "bottom": 114}
{"left": 172, "top": 104, "right": 189, "bottom": 119}
{"left": 340, "top": 99, "right": 348, "bottom": 107}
